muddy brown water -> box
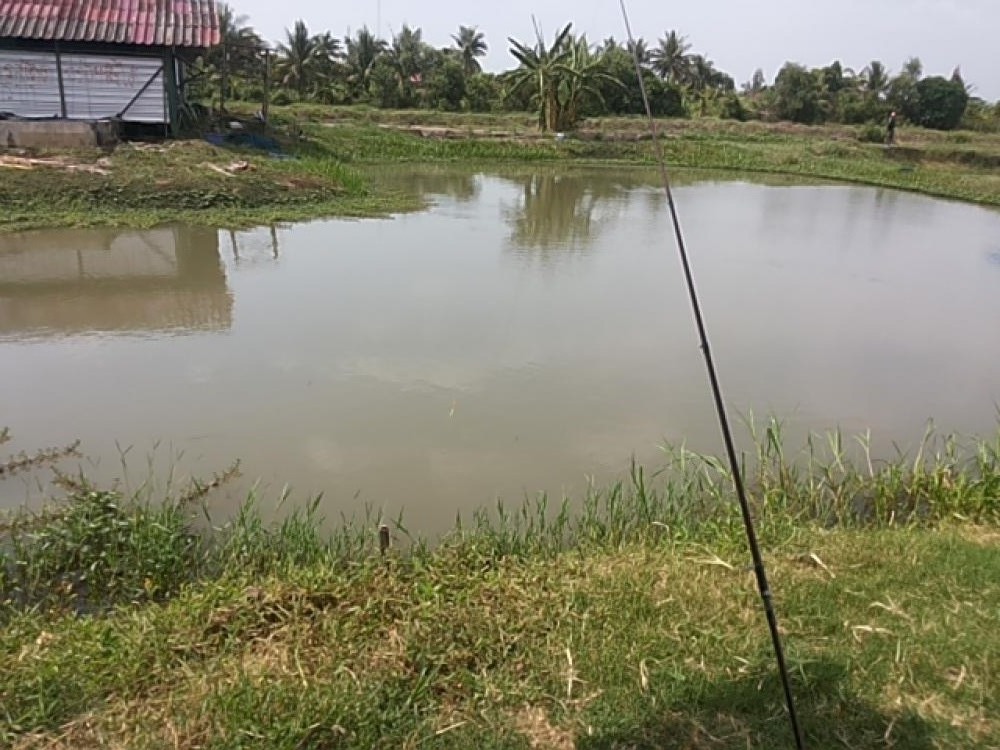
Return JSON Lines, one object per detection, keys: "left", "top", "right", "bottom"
{"left": 2, "top": 168, "right": 999, "bottom": 532}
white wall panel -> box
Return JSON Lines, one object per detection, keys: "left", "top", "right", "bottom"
{"left": 0, "top": 50, "right": 63, "bottom": 118}
{"left": 0, "top": 49, "right": 166, "bottom": 122}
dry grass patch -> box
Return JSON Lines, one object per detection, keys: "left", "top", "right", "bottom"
{"left": 514, "top": 706, "right": 576, "bottom": 750}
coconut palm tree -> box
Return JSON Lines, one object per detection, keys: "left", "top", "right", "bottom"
{"left": 313, "top": 32, "right": 342, "bottom": 64}
{"left": 344, "top": 26, "right": 387, "bottom": 96}
{"left": 451, "top": 25, "right": 488, "bottom": 76}
{"left": 861, "top": 60, "right": 890, "bottom": 100}
{"left": 625, "top": 38, "right": 651, "bottom": 67}
{"left": 650, "top": 30, "right": 691, "bottom": 83}
{"left": 309, "top": 32, "right": 344, "bottom": 100}
{"left": 683, "top": 54, "right": 731, "bottom": 91}
{"left": 206, "top": 3, "right": 263, "bottom": 100}
{"left": 506, "top": 23, "right": 574, "bottom": 131}
{"left": 386, "top": 25, "right": 429, "bottom": 104}
{"left": 215, "top": 3, "right": 262, "bottom": 60}
{"left": 276, "top": 20, "right": 320, "bottom": 99}
{"left": 902, "top": 56, "right": 923, "bottom": 80}
{"left": 388, "top": 25, "right": 426, "bottom": 81}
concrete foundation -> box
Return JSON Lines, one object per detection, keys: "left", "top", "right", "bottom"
{"left": 0, "top": 119, "right": 119, "bottom": 149}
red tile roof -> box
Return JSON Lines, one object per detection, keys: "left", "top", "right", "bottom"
{"left": 0, "top": 0, "right": 220, "bottom": 48}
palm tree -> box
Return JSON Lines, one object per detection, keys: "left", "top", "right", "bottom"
{"left": 861, "top": 60, "right": 890, "bottom": 100}
{"left": 451, "top": 26, "right": 488, "bottom": 76}
{"left": 313, "top": 32, "right": 342, "bottom": 64}
{"left": 650, "top": 30, "right": 691, "bottom": 83}
{"left": 625, "top": 38, "right": 650, "bottom": 67}
{"left": 344, "top": 26, "right": 387, "bottom": 96}
{"left": 310, "top": 32, "right": 343, "bottom": 100}
{"left": 386, "top": 25, "right": 428, "bottom": 104}
{"left": 682, "top": 54, "right": 707, "bottom": 90}
{"left": 389, "top": 25, "right": 426, "bottom": 80}
{"left": 276, "top": 20, "right": 320, "bottom": 99}
{"left": 506, "top": 23, "right": 574, "bottom": 131}
{"left": 902, "top": 56, "right": 923, "bottom": 80}
{"left": 206, "top": 3, "right": 263, "bottom": 100}
{"left": 216, "top": 4, "right": 261, "bottom": 57}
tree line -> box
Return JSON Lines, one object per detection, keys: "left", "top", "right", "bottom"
{"left": 198, "top": 4, "right": 999, "bottom": 133}
{"left": 762, "top": 58, "right": 977, "bottom": 132}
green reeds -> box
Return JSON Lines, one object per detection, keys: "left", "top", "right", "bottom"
{"left": 1, "top": 421, "right": 999, "bottom": 747}
{"left": 3, "top": 422, "right": 996, "bottom": 619}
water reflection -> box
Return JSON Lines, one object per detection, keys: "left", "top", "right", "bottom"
{"left": 0, "top": 227, "right": 231, "bottom": 338}
{"left": 377, "top": 168, "right": 480, "bottom": 202}
{"left": 501, "top": 171, "right": 629, "bottom": 258}
{"left": 496, "top": 169, "right": 768, "bottom": 260}
{"left": 228, "top": 226, "right": 281, "bottom": 264}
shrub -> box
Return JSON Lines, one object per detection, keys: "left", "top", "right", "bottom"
{"left": 857, "top": 124, "right": 885, "bottom": 144}
{"left": 911, "top": 76, "right": 969, "bottom": 131}
{"left": 720, "top": 94, "right": 747, "bottom": 121}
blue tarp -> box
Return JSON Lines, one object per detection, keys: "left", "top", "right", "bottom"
{"left": 204, "top": 131, "right": 285, "bottom": 155}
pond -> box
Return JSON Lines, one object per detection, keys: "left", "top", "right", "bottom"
{"left": 2, "top": 168, "right": 999, "bottom": 531}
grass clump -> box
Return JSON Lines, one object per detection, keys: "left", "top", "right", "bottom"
{"left": 1, "top": 422, "right": 999, "bottom": 748}
{"left": 0, "top": 486, "right": 201, "bottom": 610}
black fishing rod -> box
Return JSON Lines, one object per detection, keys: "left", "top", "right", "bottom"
{"left": 617, "top": 2, "right": 806, "bottom": 747}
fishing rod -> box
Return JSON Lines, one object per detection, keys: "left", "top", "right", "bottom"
{"left": 617, "top": 2, "right": 806, "bottom": 747}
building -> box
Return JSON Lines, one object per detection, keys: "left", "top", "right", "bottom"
{"left": 0, "top": 0, "right": 220, "bottom": 136}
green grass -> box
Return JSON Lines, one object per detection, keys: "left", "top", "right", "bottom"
{"left": 2, "top": 524, "right": 998, "bottom": 748}
{"left": 2, "top": 423, "right": 999, "bottom": 748}
{"left": 0, "top": 137, "right": 422, "bottom": 233}
{"left": 3, "top": 107, "right": 999, "bottom": 232}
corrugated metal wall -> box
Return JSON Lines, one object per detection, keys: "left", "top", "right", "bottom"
{"left": 61, "top": 53, "right": 165, "bottom": 122}
{"left": 0, "top": 49, "right": 165, "bottom": 122}
{"left": 0, "top": 50, "right": 62, "bottom": 117}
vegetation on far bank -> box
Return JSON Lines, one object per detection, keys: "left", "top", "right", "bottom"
{"left": 5, "top": 6, "right": 999, "bottom": 231}
{"left": 2, "top": 109, "right": 1000, "bottom": 233}
{"left": 5, "top": 9, "right": 999, "bottom": 231}
{"left": 204, "top": 5, "right": 999, "bottom": 135}
{"left": 2, "top": 424, "right": 999, "bottom": 747}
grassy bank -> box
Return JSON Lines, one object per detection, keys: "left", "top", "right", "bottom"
{"left": 2, "top": 426, "right": 999, "bottom": 748}
{"left": 271, "top": 104, "right": 1000, "bottom": 205}
{"left": 2, "top": 108, "right": 999, "bottom": 232}
{"left": 0, "top": 136, "right": 422, "bottom": 233}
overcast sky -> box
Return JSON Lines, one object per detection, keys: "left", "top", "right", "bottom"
{"left": 231, "top": 0, "right": 999, "bottom": 101}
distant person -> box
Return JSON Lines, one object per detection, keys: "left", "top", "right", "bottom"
{"left": 886, "top": 111, "right": 897, "bottom": 146}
